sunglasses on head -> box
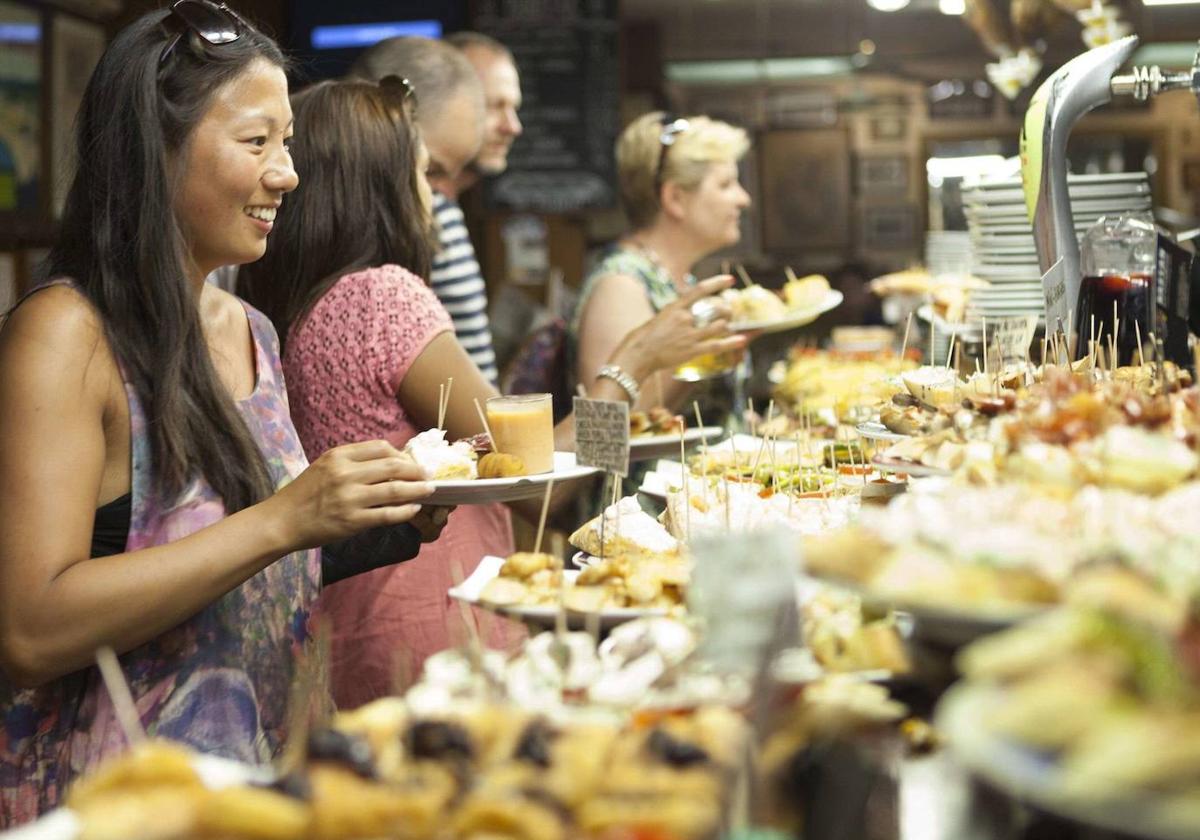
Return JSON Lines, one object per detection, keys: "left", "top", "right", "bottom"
{"left": 159, "top": 0, "right": 246, "bottom": 68}
{"left": 654, "top": 114, "right": 690, "bottom": 190}
{"left": 379, "top": 74, "right": 418, "bottom": 112}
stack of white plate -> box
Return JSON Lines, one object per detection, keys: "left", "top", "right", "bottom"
{"left": 925, "top": 230, "right": 973, "bottom": 276}
{"left": 963, "top": 172, "right": 1153, "bottom": 324}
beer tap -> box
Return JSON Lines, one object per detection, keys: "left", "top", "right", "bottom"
{"left": 1020, "top": 36, "right": 1200, "bottom": 341}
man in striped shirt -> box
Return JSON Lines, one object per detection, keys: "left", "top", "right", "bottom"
{"left": 429, "top": 194, "right": 498, "bottom": 383}
{"left": 349, "top": 37, "right": 500, "bottom": 383}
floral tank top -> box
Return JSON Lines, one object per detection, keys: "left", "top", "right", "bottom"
{"left": 567, "top": 245, "right": 696, "bottom": 391}
{"left": 0, "top": 283, "right": 320, "bottom": 826}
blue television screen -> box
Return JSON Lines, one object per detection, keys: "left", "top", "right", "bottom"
{"left": 286, "top": 1, "right": 467, "bottom": 81}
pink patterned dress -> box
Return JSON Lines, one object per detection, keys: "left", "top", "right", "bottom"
{"left": 0, "top": 284, "right": 320, "bottom": 826}
{"left": 283, "top": 264, "right": 521, "bottom": 710}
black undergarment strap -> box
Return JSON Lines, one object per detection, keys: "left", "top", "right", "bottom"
{"left": 92, "top": 492, "right": 132, "bottom": 558}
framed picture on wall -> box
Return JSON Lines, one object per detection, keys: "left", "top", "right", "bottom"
{"left": 0, "top": 0, "right": 42, "bottom": 216}
{"left": 760, "top": 129, "right": 851, "bottom": 251}
{"left": 51, "top": 13, "right": 107, "bottom": 217}
{"left": 869, "top": 113, "right": 907, "bottom": 143}
{"left": 857, "top": 155, "right": 908, "bottom": 195}
{"left": 863, "top": 205, "right": 918, "bottom": 252}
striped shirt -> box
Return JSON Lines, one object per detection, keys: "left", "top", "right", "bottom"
{"left": 430, "top": 193, "right": 498, "bottom": 385}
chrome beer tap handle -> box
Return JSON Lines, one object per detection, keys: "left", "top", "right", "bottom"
{"left": 1110, "top": 40, "right": 1200, "bottom": 104}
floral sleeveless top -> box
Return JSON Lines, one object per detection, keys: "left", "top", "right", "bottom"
{"left": 0, "top": 284, "right": 320, "bottom": 826}
{"left": 567, "top": 245, "right": 696, "bottom": 389}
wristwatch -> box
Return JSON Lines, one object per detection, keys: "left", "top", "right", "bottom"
{"left": 596, "top": 364, "right": 640, "bottom": 403}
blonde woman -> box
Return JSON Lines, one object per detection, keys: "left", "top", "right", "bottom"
{"left": 571, "top": 112, "right": 751, "bottom": 410}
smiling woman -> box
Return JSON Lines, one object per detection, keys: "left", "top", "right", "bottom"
{"left": 174, "top": 59, "right": 297, "bottom": 278}
{"left": 0, "top": 3, "right": 434, "bottom": 827}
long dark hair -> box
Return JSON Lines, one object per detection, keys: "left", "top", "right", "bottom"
{"left": 238, "top": 78, "right": 435, "bottom": 340}
{"left": 40, "top": 10, "right": 281, "bottom": 511}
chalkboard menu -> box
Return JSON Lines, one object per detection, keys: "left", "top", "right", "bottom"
{"left": 476, "top": 0, "right": 619, "bottom": 213}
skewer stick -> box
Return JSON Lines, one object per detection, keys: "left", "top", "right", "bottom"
{"left": 474, "top": 398, "right": 496, "bottom": 448}
{"left": 789, "top": 433, "right": 801, "bottom": 517}
{"left": 1136, "top": 320, "right": 1146, "bottom": 367}
{"left": 437, "top": 384, "right": 446, "bottom": 429}
{"left": 1113, "top": 301, "right": 1120, "bottom": 368}
{"left": 681, "top": 430, "right": 691, "bottom": 544}
{"left": 551, "top": 531, "right": 568, "bottom": 639}
{"left": 443, "top": 377, "right": 454, "bottom": 425}
{"left": 750, "top": 401, "right": 775, "bottom": 476}
{"left": 1090, "top": 314, "right": 1096, "bottom": 367}
{"left": 95, "top": 647, "right": 145, "bottom": 746}
{"left": 899, "top": 312, "right": 913, "bottom": 360}
{"left": 784, "top": 265, "right": 799, "bottom": 284}
{"left": 449, "top": 559, "right": 484, "bottom": 658}
{"left": 723, "top": 474, "right": 732, "bottom": 532}
{"left": 858, "top": 433, "right": 868, "bottom": 486}
{"left": 534, "top": 479, "right": 555, "bottom": 555}
{"left": 692, "top": 401, "right": 710, "bottom": 508}
{"left": 598, "top": 473, "right": 607, "bottom": 563}
{"left": 946, "top": 331, "right": 957, "bottom": 369}
{"left": 981, "top": 317, "right": 988, "bottom": 379}
{"left": 735, "top": 264, "right": 754, "bottom": 289}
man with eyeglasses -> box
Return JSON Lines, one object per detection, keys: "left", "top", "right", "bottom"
{"left": 348, "top": 36, "right": 500, "bottom": 384}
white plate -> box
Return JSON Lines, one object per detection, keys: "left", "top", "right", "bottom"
{"left": 969, "top": 172, "right": 1148, "bottom": 189}
{"left": 771, "top": 647, "right": 897, "bottom": 686}
{"left": 629, "top": 426, "right": 725, "bottom": 462}
{"left": 638, "top": 459, "right": 686, "bottom": 501}
{"left": 870, "top": 455, "right": 953, "bottom": 478}
{"left": 938, "top": 683, "right": 1200, "bottom": 840}
{"left": 448, "top": 555, "right": 669, "bottom": 630}
{"left": 730, "top": 289, "right": 843, "bottom": 333}
{"left": 426, "top": 452, "right": 599, "bottom": 505}
{"left": 856, "top": 420, "right": 909, "bottom": 443}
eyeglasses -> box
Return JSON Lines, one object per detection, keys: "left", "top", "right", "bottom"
{"left": 379, "top": 74, "right": 417, "bottom": 111}
{"left": 159, "top": 0, "right": 246, "bottom": 68}
{"left": 654, "top": 114, "right": 691, "bottom": 190}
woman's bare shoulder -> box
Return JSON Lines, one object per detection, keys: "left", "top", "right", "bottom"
{"left": 2, "top": 283, "right": 105, "bottom": 351}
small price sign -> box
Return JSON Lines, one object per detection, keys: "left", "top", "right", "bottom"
{"left": 990, "top": 314, "right": 1039, "bottom": 365}
{"left": 573, "top": 397, "right": 630, "bottom": 477}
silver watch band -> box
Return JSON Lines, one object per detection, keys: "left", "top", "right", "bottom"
{"left": 596, "top": 364, "right": 640, "bottom": 403}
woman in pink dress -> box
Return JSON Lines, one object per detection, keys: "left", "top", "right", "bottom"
{"left": 240, "top": 78, "right": 744, "bottom": 709}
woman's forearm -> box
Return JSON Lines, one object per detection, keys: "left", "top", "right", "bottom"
{"left": 2, "top": 502, "right": 292, "bottom": 688}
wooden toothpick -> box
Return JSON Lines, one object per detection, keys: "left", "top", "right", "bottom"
{"left": 899, "top": 312, "right": 913, "bottom": 360}
{"left": 95, "top": 647, "right": 145, "bottom": 747}
{"left": 735, "top": 264, "right": 754, "bottom": 289}
{"left": 534, "top": 478, "right": 555, "bottom": 555}
{"left": 474, "top": 398, "right": 496, "bottom": 448}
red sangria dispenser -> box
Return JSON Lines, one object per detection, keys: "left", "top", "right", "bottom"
{"left": 1074, "top": 213, "right": 1156, "bottom": 366}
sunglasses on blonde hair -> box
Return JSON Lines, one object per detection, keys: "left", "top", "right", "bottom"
{"left": 654, "top": 114, "right": 691, "bottom": 190}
